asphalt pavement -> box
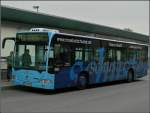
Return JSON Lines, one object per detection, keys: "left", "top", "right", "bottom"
{"left": 1, "top": 75, "right": 149, "bottom": 112}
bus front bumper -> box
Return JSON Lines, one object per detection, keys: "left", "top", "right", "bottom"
{"left": 12, "top": 70, "right": 55, "bottom": 90}
{"left": 12, "top": 80, "right": 54, "bottom": 89}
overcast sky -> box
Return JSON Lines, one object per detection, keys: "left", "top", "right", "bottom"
{"left": 2, "top": 1, "right": 149, "bottom": 35}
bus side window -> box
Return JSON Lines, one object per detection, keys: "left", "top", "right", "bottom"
{"left": 49, "top": 47, "right": 54, "bottom": 58}
{"left": 75, "top": 48, "right": 83, "bottom": 61}
{"left": 116, "top": 48, "right": 127, "bottom": 62}
{"left": 104, "top": 48, "right": 109, "bottom": 62}
{"left": 54, "top": 44, "right": 61, "bottom": 61}
{"left": 93, "top": 48, "right": 99, "bottom": 63}
{"left": 143, "top": 48, "right": 148, "bottom": 63}
{"left": 128, "top": 48, "right": 139, "bottom": 61}
{"left": 54, "top": 44, "right": 71, "bottom": 67}
{"left": 128, "top": 48, "right": 134, "bottom": 60}
{"left": 84, "top": 47, "right": 93, "bottom": 63}
{"left": 104, "top": 48, "right": 115, "bottom": 62}
{"left": 121, "top": 48, "right": 127, "bottom": 62}
{"left": 116, "top": 50, "right": 121, "bottom": 61}
{"left": 139, "top": 47, "right": 147, "bottom": 63}
{"left": 60, "top": 46, "right": 71, "bottom": 66}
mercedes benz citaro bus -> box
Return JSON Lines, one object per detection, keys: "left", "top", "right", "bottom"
{"left": 2, "top": 28, "right": 149, "bottom": 90}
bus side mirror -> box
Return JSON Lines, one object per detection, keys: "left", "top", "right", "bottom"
{"left": 2, "top": 37, "right": 15, "bottom": 48}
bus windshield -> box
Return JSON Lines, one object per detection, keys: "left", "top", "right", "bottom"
{"left": 14, "top": 33, "right": 49, "bottom": 71}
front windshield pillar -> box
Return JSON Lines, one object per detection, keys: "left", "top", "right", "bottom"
{"left": 46, "top": 32, "right": 55, "bottom": 72}
{"left": 46, "top": 40, "right": 51, "bottom": 72}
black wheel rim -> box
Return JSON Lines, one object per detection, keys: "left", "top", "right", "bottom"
{"left": 78, "top": 76, "right": 86, "bottom": 89}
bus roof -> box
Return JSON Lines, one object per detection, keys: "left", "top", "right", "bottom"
{"left": 16, "top": 29, "right": 149, "bottom": 46}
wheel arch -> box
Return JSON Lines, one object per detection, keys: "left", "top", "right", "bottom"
{"left": 128, "top": 68, "right": 134, "bottom": 76}
{"left": 128, "top": 68, "right": 135, "bottom": 80}
{"left": 79, "top": 71, "right": 90, "bottom": 84}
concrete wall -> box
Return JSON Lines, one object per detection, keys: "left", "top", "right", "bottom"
{"left": 1, "top": 21, "right": 33, "bottom": 57}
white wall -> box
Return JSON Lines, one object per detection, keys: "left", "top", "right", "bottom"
{"left": 1, "top": 26, "right": 17, "bottom": 57}
{"left": 1, "top": 21, "right": 32, "bottom": 57}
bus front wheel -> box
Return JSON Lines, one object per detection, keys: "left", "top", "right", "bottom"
{"left": 77, "top": 75, "right": 88, "bottom": 90}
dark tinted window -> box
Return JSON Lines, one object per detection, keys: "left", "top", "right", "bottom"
{"left": 104, "top": 42, "right": 126, "bottom": 62}
{"left": 127, "top": 44, "right": 148, "bottom": 63}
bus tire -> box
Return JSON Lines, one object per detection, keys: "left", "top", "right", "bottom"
{"left": 77, "top": 74, "right": 88, "bottom": 90}
{"left": 127, "top": 69, "right": 134, "bottom": 82}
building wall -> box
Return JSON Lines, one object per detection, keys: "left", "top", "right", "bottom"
{"left": 1, "top": 21, "right": 32, "bottom": 57}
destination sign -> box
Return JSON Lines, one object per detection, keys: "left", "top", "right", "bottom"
{"left": 57, "top": 37, "right": 92, "bottom": 45}
{"left": 16, "top": 33, "right": 48, "bottom": 42}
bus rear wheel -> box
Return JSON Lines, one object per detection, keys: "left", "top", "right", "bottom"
{"left": 127, "top": 70, "right": 134, "bottom": 82}
{"left": 77, "top": 75, "right": 88, "bottom": 90}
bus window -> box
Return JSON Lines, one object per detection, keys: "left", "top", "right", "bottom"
{"left": 138, "top": 47, "right": 147, "bottom": 63}
{"left": 128, "top": 48, "right": 140, "bottom": 61}
{"left": 54, "top": 44, "right": 61, "bottom": 61}
{"left": 121, "top": 48, "right": 126, "bottom": 61}
{"left": 15, "top": 45, "right": 25, "bottom": 66}
{"left": 75, "top": 48, "right": 83, "bottom": 61}
{"left": 116, "top": 50, "right": 121, "bottom": 61}
{"left": 49, "top": 47, "right": 54, "bottom": 58}
{"left": 35, "top": 46, "right": 45, "bottom": 66}
{"left": 85, "top": 48, "right": 92, "bottom": 62}
{"left": 104, "top": 49, "right": 109, "bottom": 62}
{"left": 15, "top": 44, "right": 47, "bottom": 70}
{"left": 23, "top": 45, "right": 35, "bottom": 67}
{"left": 54, "top": 44, "right": 71, "bottom": 67}
{"left": 104, "top": 48, "right": 116, "bottom": 62}
{"left": 93, "top": 48, "right": 99, "bottom": 62}
{"left": 60, "top": 46, "right": 71, "bottom": 66}
{"left": 18, "top": 45, "right": 25, "bottom": 57}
